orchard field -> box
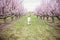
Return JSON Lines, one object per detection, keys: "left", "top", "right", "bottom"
{"left": 0, "top": 15, "right": 59, "bottom": 40}
{"left": 0, "top": 0, "right": 60, "bottom": 40}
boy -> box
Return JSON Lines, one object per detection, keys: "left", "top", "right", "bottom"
{"left": 28, "top": 15, "right": 31, "bottom": 25}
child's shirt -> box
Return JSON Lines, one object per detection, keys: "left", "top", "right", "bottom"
{"left": 28, "top": 17, "right": 30, "bottom": 22}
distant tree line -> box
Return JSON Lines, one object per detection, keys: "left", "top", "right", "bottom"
{"left": 34, "top": 0, "right": 60, "bottom": 22}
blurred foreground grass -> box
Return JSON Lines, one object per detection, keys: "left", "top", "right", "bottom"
{"left": 0, "top": 16, "right": 56, "bottom": 40}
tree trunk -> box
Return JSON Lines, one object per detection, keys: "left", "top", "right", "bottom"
{"left": 56, "top": 16, "right": 60, "bottom": 20}
{"left": 46, "top": 17, "right": 49, "bottom": 21}
{"left": 43, "top": 16, "right": 45, "bottom": 20}
{"left": 40, "top": 16, "right": 42, "bottom": 20}
{"left": 4, "top": 18, "right": 6, "bottom": 23}
{"left": 51, "top": 17, "right": 54, "bottom": 22}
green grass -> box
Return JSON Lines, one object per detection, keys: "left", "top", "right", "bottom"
{"left": 0, "top": 16, "right": 56, "bottom": 40}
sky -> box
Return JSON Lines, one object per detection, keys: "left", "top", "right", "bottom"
{"left": 23, "top": 0, "right": 42, "bottom": 12}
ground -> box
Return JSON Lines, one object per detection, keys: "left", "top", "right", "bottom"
{"left": 0, "top": 16, "right": 58, "bottom": 40}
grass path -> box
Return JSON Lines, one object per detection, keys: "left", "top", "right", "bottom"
{"left": 0, "top": 16, "right": 56, "bottom": 40}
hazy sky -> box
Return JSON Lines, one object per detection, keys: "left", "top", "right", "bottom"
{"left": 23, "top": 0, "right": 42, "bottom": 11}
